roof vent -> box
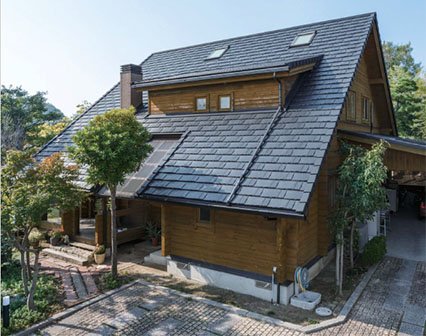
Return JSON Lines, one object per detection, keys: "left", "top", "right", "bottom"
{"left": 205, "top": 46, "right": 229, "bottom": 60}
{"left": 290, "top": 31, "right": 316, "bottom": 47}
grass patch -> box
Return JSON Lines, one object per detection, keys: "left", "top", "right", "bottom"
{"left": 98, "top": 272, "right": 132, "bottom": 291}
{"left": 1, "top": 261, "right": 62, "bottom": 335}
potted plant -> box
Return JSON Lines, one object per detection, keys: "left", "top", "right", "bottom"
{"left": 146, "top": 221, "right": 161, "bottom": 246}
{"left": 49, "top": 230, "right": 63, "bottom": 246}
{"left": 93, "top": 244, "right": 106, "bottom": 264}
{"left": 28, "top": 229, "right": 45, "bottom": 248}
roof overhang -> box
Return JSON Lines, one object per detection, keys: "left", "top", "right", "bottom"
{"left": 138, "top": 194, "right": 305, "bottom": 219}
{"left": 338, "top": 130, "right": 426, "bottom": 156}
{"left": 133, "top": 56, "right": 322, "bottom": 91}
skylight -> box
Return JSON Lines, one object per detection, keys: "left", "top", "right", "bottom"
{"left": 206, "top": 46, "right": 229, "bottom": 60}
{"left": 290, "top": 31, "right": 316, "bottom": 47}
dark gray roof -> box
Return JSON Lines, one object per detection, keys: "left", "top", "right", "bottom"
{"left": 37, "top": 13, "right": 378, "bottom": 217}
{"left": 339, "top": 130, "right": 426, "bottom": 152}
{"left": 98, "top": 136, "right": 182, "bottom": 198}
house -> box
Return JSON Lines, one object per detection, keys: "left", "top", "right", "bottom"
{"left": 38, "top": 13, "right": 426, "bottom": 304}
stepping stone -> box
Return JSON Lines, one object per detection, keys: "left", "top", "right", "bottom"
{"left": 81, "top": 271, "right": 98, "bottom": 295}
{"left": 145, "top": 318, "right": 183, "bottom": 336}
{"left": 87, "top": 324, "right": 116, "bottom": 336}
{"left": 398, "top": 322, "right": 424, "bottom": 336}
{"left": 207, "top": 313, "right": 243, "bottom": 334}
{"left": 69, "top": 267, "right": 88, "bottom": 299}
{"left": 107, "top": 307, "right": 147, "bottom": 329}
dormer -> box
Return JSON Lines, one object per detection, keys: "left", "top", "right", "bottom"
{"left": 131, "top": 56, "right": 321, "bottom": 115}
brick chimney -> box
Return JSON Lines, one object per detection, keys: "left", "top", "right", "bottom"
{"left": 120, "top": 64, "right": 142, "bottom": 109}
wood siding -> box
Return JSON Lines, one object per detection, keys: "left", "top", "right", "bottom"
{"left": 149, "top": 79, "right": 284, "bottom": 114}
{"left": 164, "top": 204, "right": 279, "bottom": 277}
{"left": 338, "top": 28, "right": 394, "bottom": 135}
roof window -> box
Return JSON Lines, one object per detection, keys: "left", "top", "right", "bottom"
{"left": 290, "top": 31, "right": 316, "bottom": 47}
{"left": 206, "top": 46, "right": 229, "bottom": 60}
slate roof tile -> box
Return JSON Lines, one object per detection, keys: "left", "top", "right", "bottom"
{"left": 36, "top": 13, "right": 377, "bottom": 216}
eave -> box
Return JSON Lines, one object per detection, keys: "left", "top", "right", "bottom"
{"left": 132, "top": 56, "right": 322, "bottom": 91}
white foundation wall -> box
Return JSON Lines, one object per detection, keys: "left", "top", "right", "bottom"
{"left": 166, "top": 249, "right": 335, "bottom": 305}
{"left": 167, "top": 259, "right": 296, "bottom": 304}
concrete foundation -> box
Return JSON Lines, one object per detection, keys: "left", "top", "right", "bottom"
{"left": 166, "top": 248, "right": 335, "bottom": 305}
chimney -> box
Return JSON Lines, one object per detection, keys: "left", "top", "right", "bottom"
{"left": 120, "top": 64, "right": 142, "bottom": 109}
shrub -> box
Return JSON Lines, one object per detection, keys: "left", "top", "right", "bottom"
{"left": 28, "top": 229, "right": 45, "bottom": 246}
{"left": 1, "top": 262, "right": 61, "bottom": 335}
{"left": 361, "top": 236, "right": 386, "bottom": 266}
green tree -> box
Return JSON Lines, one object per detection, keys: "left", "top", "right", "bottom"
{"left": 1, "top": 86, "right": 64, "bottom": 151}
{"left": 69, "top": 107, "right": 152, "bottom": 277}
{"left": 72, "top": 100, "right": 92, "bottom": 119}
{"left": 382, "top": 42, "right": 426, "bottom": 139}
{"left": 330, "top": 141, "right": 388, "bottom": 295}
{"left": 389, "top": 67, "right": 423, "bottom": 138}
{"left": 1, "top": 150, "right": 82, "bottom": 309}
{"left": 382, "top": 41, "right": 422, "bottom": 76}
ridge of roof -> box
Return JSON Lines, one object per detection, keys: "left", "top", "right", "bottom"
{"left": 145, "top": 12, "right": 376, "bottom": 57}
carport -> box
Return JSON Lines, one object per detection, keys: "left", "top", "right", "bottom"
{"left": 339, "top": 130, "right": 426, "bottom": 262}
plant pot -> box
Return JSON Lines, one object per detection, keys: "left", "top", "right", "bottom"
{"left": 50, "top": 237, "right": 61, "bottom": 246}
{"left": 151, "top": 237, "right": 159, "bottom": 246}
{"left": 94, "top": 253, "right": 105, "bottom": 265}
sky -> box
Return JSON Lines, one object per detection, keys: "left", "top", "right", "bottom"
{"left": 2, "top": 0, "right": 426, "bottom": 117}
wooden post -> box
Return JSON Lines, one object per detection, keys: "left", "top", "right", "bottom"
{"left": 161, "top": 205, "right": 170, "bottom": 256}
{"left": 73, "top": 207, "right": 80, "bottom": 236}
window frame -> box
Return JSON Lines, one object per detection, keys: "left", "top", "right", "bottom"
{"left": 195, "top": 207, "right": 215, "bottom": 231}
{"left": 195, "top": 96, "right": 208, "bottom": 112}
{"left": 218, "top": 94, "right": 232, "bottom": 111}
{"left": 346, "top": 91, "right": 356, "bottom": 121}
{"left": 362, "top": 96, "right": 370, "bottom": 123}
{"left": 290, "top": 31, "right": 316, "bottom": 47}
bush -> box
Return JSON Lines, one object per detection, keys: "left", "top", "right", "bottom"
{"left": 361, "top": 236, "right": 386, "bottom": 266}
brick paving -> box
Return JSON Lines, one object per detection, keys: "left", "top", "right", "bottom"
{"left": 40, "top": 255, "right": 104, "bottom": 306}
{"left": 38, "top": 257, "right": 426, "bottom": 335}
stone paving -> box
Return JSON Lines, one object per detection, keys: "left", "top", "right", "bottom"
{"left": 38, "top": 257, "right": 426, "bottom": 336}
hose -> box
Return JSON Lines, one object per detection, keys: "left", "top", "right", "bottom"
{"left": 294, "top": 267, "right": 309, "bottom": 292}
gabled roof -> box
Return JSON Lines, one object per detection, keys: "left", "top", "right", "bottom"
{"left": 37, "top": 13, "right": 379, "bottom": 217}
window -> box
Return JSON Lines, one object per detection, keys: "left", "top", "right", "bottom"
{"left": 198, "top": 207, "right": 211, "bottom": 223}
{"left": 206, "top": 46, "right": 229, "bottom": 60}
{"left": 290, "top": 31, "right": 316, "bottom": 47}
{"left": 346, "top": 91, "right": 356, "bottom": 121}
{"left": 362, "top": 96, "right": 370, "bottom": 122}
{"left": 218, "top": 95, "right": 231, "bottom": 110}
{"left": 196, "top": 97, "right": 207, "bottom": 111}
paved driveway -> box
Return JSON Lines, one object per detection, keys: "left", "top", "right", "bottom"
{"left": 387, "top": 206, "right": 426, "bottom": 262}
{"left": 39, "top": 257, "right": 425, "bottom": 336}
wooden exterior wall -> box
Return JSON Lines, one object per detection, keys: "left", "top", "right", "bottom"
{"left": 337, "top": 27, "right": 394, "bottom": 135}
{"left": 163, "top": 204, "right": 279, "bottom": 277}
{"left": 149, "top": 78, "right": 296, "bottom": 114}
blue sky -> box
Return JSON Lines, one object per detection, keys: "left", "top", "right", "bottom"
{"left": 2, "top": 0, "right": 425, "bottom": 116}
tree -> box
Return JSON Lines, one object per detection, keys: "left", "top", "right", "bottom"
{"left": 382, "top": 41, "right": 422, "bottom": 76}
{"left": 1, "top": 150, "right": 82, "bottom": 309}
{"left": 72, "top": 100, "right": 92, "bottom": 119}
{"left": 382, "top": 42, "right": 426, "bottom": 139}
{"left": 330, "top": 141, "right": 388, "bottom": 295}
{"left": 69, "top": 107, "right": 152, "bottom": 277}
{"left": 389, "top": 67, "right": 423, "bottom": 138}
{"left": 27, "top": 118, "right": 70, "bottom": 148}
{"left": 1, "top": 85, "right": 64, "bottom": 151}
